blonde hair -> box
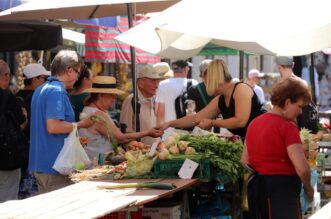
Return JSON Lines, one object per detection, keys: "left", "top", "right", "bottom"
{"left": 205, "top": 59, "right": 232, "bottom": 95}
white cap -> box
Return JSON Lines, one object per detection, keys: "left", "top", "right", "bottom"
{"left": 248, "top": 69, "right": 264, "bottom": 79}
{"left": 23, "top": 63, "right": 51, "bottom": 79}
{"left": 199, "top": 59, "right": 212, "bottom": 73}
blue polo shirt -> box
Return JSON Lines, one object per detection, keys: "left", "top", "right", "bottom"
{"left": 29, "top": 77, "right": 75, "bottom": 174}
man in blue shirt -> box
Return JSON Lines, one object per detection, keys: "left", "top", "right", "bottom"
{"left": 30, "top": 50, "right": 93, "bottom": 194}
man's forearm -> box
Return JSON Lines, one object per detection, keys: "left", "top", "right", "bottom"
{"left": 47, "top": 119, "right": 74, "bottom": 134}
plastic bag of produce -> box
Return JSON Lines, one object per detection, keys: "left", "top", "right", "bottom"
{"left": 53, "top": 123, "right": 91, "bottom": 175}
{"left": 125, "top": 150, "right": 154, "bottom": 177}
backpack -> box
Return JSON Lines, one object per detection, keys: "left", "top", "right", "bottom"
{"left": 297, "top": 101, "right": 319, "bottom": 134}
{"left": 175, "top": 80, "right": 193, "bottom": 119}
{"left": 0, "top": 91, "right": 29, "bottom": 170}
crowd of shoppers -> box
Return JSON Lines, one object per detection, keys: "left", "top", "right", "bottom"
{"left": 0, "top": 51, "right": 318, "bottom": 219}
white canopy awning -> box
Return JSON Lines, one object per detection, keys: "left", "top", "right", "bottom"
{"left": 117, "top": 0, "right": 331, "bottom": 58}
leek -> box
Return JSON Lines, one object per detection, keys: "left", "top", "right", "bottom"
{"left": 98, "top": 182, "right": 176, "bottom": 190}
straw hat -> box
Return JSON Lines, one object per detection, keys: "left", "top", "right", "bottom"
{"left": 84, "top": 76, "right": 125, "bottom": 95}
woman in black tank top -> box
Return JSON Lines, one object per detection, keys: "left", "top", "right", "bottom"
{"left": 218, "top": 82, "right": 265, "bottom": 139}
{"left": 157, "top": 59, "right": 266, "bottom": 139}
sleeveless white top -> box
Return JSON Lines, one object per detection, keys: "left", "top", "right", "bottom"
{"left": 78, "top": 106, "right": 113, "bottom": 160}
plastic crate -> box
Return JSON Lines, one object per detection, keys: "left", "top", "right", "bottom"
{"left": 98, "top": 209, "right": 142, "bottom": 219}
{"left": 153, "top": 159, "right": 212, "bottom": 179}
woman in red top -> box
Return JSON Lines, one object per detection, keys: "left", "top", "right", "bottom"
{"left": 242, "top": 77, "right": 314, "bottom": 219}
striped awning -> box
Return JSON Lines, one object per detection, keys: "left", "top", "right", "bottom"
{"left": 84, "top": 16, "right": 160, "bottom": 64}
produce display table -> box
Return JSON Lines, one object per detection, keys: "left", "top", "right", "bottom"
{"left": 0, "top": 178, "right": 199, "bottom": 219}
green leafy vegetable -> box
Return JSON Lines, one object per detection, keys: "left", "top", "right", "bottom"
{"left": 179, "top": 134, "right": 243, "bottom": 183}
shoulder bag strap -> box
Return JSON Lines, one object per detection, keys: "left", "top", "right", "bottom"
{"left": 131, "top": 95, "right": 141, "bottom": 132}
{"left": 187, "top": 79, "right": 192, "bottom": 92}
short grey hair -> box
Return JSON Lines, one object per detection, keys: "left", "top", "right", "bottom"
{"left": 0, "top": 60, "right": 10, "bottom": 76}
{"left": 51, "top": 50, "right": 83, "bottom": 76}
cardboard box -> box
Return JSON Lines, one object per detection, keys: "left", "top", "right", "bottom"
{"left": 142, "top": 204, "right": 181, "bottom": 219}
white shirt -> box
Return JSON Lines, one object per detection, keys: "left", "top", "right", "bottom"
{"left": 156, "top": 77, "right": 198, "bottom": 122}
{"left": 253, "top": 84, "right": 265, "bottom": 104}
{"left": 301, "top": 66, "right": 319, "bottom": 99}
{"left": 78, "top": 107, "right": 113, "bottom": 160}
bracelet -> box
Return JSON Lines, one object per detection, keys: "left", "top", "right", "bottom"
{"left": 210, "top": 120, "right": 214, "bottom": 127}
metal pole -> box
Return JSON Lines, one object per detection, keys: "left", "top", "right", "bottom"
{"left": 260, "top": 55, "right": 264, "bottom": 71}
{"left": 126, "top": 3, "right": 139, "bottom": 131}
{"left": 310, "top": 53, "right": 316, "bottom": 103}
{"left": 239, "top": 51, "right": 244, "bottom": 80}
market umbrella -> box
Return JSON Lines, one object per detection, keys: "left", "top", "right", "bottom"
{"left": 198, "top": 44, "right": 242, "bottom": 56}
{"left": 155, "top": 0, "right": 331, "bottom": 57}
{"left": 115, "top": 0, "right": 274, "bottom": 59}
{"left": 117, "top": 0, "right": 331, "bottom": 100}
{"left": 0, "top": 20, "right": 62, "bottom": 51}
{"left": 117, "top": 0, "right": 331, "bottom": 58}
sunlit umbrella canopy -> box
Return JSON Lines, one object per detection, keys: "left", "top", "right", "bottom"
{"left": 156, "top": 0, "right": 331, "bottom": 57}
{"left": 116, "top": 0, "right": 273, "bottom": 59}
{"left": 117, "top": 0, "right": 331, "bottom": 58}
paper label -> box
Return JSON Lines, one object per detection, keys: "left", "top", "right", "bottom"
{"left": 178, "top": 159, "right": 199, "bottom": 179}
{"left": 149, "top": 140, "right": 159, "bottom": 157}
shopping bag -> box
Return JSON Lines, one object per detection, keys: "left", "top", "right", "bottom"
{"left": 300, "top": 169, "right": 319, "bottom": 213}
{"left": 53, "top": 123, "right": 91, "bottom": 175}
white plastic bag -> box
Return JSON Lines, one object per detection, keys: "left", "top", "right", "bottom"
{"left": 53, "top": 123, "right": 91, "bottom": 175}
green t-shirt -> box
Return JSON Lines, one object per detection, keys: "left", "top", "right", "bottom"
{"left": 69, "top": 92, "right": 89, "bottom": 121}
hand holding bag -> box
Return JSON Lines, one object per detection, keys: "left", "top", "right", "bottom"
{"left": 53, "top": 123, "right": 91, "bottom": 175}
